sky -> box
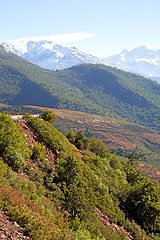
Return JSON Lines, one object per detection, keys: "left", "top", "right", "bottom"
{"left": 1, "top": 0, "right": 160, "bottom": 58}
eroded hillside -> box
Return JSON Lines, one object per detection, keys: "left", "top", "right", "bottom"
{"left": 0, "top": 113, "right": 160, "bottom": 240}
{"left": 0, "top": 210, "right": 31, "bottom": 240}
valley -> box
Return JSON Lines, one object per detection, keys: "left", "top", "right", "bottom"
{"left": 26, "top": 106, "right": 160, "bottom": 183}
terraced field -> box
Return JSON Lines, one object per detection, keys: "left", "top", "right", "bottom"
{"left": 26, "top": 106, "right": 160, "bottom": 183}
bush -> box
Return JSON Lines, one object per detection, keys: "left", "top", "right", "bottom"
{"left": 0, "top": 112, "right": 31, "bottom": 162}
{"left": 66, "top": 129, "right": 75, "bottom": 143}
{"left": 9, "top": 150, "right": 27, "bottom": 172}
{"left": 125, "top": 219, "right": 150, "bottom": 240}
{"left": 32, "top": 142, "right": 46, "bottom": 160}
{"left": 41, "top": 109, "right": 57, "bottom": 123}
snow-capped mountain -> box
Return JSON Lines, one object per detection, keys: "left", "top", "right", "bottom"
{"left": 1, "top": 38, "right": 105, "bottom": 70}
{"left": 104, "top": 46, "right": 160, "bottom": 83}
{"left": 2, "top": 39, "right": 160, "bottom": 84}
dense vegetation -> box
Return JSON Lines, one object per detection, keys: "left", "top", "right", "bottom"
{"left": 51, "top": 108, "right": 160, "bottom": 183}
{"left": 0, "top": 113, "right": 74, "bottom": 240}
{"left": 0, "top": 50, "right": 160, "bottom": 130}
{"left": 0, "top": 112, "right": 160, "bottom": 239}
{"left": 54, "top": 64, "right": 160, "bottom": 130}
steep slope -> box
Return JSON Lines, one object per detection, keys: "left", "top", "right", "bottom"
{"left": 1, "top": 39, "right": 105, "bottom": 70}
{"left": 105, "top": 46, "right": 160, "bottom": 83}
{"left": 54, "top": 64, "right": 160, "bottom": 130}
{"left": 26, "top": 106, "right": 160, "bottom": 184}
{"left": 1, "top": 112, "right": 160, "bottom": 239}
{"left": 0, "top": 50, "right": 160, "bottom": 130}
{"left": 0, "top": 113, "right": 133, "bottom": 240}
{"left": 0, "top": 210, "right": 31, "bottom": 240}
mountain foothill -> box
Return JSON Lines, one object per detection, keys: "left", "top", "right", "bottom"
{"left": 0, "top": 48, "right": 160, "bottom": 131}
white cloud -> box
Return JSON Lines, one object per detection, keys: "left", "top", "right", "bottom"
{"left": 48, "top": 33, "right": 95, "bottom": 43}
{"left": 7, "top": 33, "right": 95, "bottom": 44}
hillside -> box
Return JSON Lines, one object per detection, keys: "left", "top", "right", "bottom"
{"left": 0, "top": 112, "right": 160, "bottom": 239}
{"left": 0, "top": 210, "right": 31, "bottom": 239}
{"left": 54, "top": 64, "right": 160, "bottom": 130}
{"left": 2, "top": 40, "right": 160, "bottom": 85}
{"left": 25, "top": 106, "right": 160, "bottom": 184}
{"left": 0, "top": 50, "right": 160, "bottom": 131}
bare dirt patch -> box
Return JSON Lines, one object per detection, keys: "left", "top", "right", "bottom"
{"left": 0, "top": 210, "right": 31, "bottom": 240}
{"left": 95, "top": 208, "right": 134, "bottom": 240}
{"left": 15, "top": 119, "right": 56, "bottom": 169}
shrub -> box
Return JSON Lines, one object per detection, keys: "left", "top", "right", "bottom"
{"left": 125, "top": 219, "right": 150, "bottom": 240}
{"left": 41, "top": 109, "right": 57, "bottom": 123}
{"left": 32, "top": 142, "right": 46, "bottom": 160}
{"left": 9, "top": 150, "right": 27, "bottom": 172}
{"left": 66, "top": 129, "right": 75, "bottom": 143}
{"left": 0, "top": 112, "right": 31, "bottom": 163}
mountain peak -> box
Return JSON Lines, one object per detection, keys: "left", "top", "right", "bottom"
{"left": 1, "top": 38, "right": 106, "bottom": 70}
{"left": 2, "top": 38, "right": 160, "bottom": 83}
{"left": 121, "top": 49, "right": 128, "bottom": 55}
{"left": 105, "top": 45, "right": 160, "bottom": 83}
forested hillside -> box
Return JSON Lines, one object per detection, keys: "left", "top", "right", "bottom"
{"left": 0, "top": 50, "right": 160, "bottom": 130}
{"left": 30, "top": 107, "right": 160, "bottom": 183}
{"left": 0, "top": 112, "right": 160, "bottom": 239}
{"left": 54, "top": 64, "right": 160, "bottom": 130}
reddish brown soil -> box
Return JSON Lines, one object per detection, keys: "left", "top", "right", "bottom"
{"left": 25, "top": 105, "right": 160, "bottom": 151}
{"left": 138, "top": 164, "right": 160, "bottom": 183}
{"left": 0, "top": 210, "right": 31, "bottom": 240}
{"left": 15, "top": 119, "right": 56, "bottom": 169}
{"left": 25, "top": 106, "right": 160, "bottom": 184}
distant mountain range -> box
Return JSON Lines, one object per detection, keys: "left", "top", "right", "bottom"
{"left": 105, "top": 46, "right": 160, "bottom": 83}
{"left": 1, "top": 39, "right": 160, "bottom": 83}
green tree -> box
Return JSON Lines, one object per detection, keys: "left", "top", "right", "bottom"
{"left": 109, "top": 155, "right": 122, "bottom": 170}
{"left": 127, "top": 152, "right": 139, "bottom": 167}
{"left": 75, "top": 130, "right": 86, "bottom": 150}
{"left": 9, "top": 150, "right": 27, "bottom": 172}
{"left": 41, "top": 109, "right": 57, "bottom": 123}
{"left": 0, "top": 112, "right": 30, "bottom": 167}
{"left": 89, "top": 138, "right": 108, "bottom": 158}
{"left": 126, "top": 181, "right": 160, "bottom": 232}
{"left": 66, "top": 129, "right": 76, "bottom": 143}
{"left": 32, "top": 142, "right": 46, "bottom": 160}
{"left": 125, "top": 153, "right": 143, "bottom": 185}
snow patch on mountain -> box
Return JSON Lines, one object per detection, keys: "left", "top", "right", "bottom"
{"left": 2, "top": 39, "right": 160, "bottom": 84}
{"left": 1, "top": 39, "right": 106, "bottom": 70}
{"left": 104, "top": 46, "right": 160, "bottom": 83}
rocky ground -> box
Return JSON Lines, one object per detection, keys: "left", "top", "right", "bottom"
{"left": 95, "top": 208, "right": 134, "bottom": 240}
{"left": 15, "top": 119, "right": 56, "bottom": 169}
{"left": 0, "top": 210, "right": 31, "bottom": 240}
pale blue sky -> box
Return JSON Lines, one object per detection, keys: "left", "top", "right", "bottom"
{"left": 1, "top": 0, "right": 160, "bottom": 57}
